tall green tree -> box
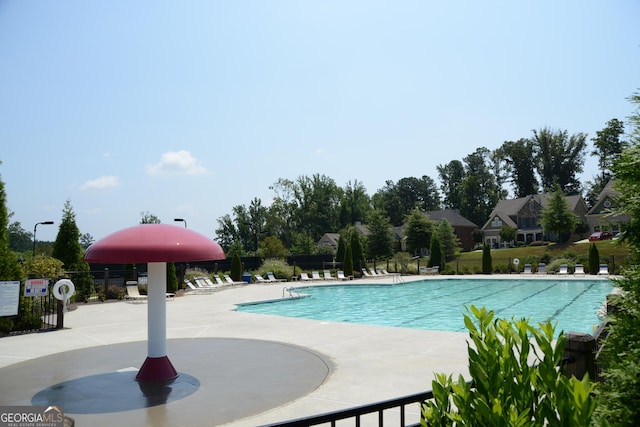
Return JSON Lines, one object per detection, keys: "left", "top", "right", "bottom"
{"left": 52, "top": 200, "right": 93, "bottom": 297}
{"left": 52, "top": 200, "right": 84, "bottom": 269}
{"left": 459, "top": 147, "right": 506, "bottom": 227}
{"left": 0, "top": 168, "right": 22, "bottom": 281}
{"left": 498, "top": 138, "right": 539, "bottom": 197}
{"left": 436, "top": 219, "right": 461, "bottom": 258}
{"left": 404, "top": 209, "right": 434, "bottom": 256}
{"left": 366, "top": 209, "right": 393, "bottom": 261}
{"left": 428, "top": 233, "right": 443, "bottom": 270}
{"left": 592, "top": 118, "right": 627, "bottom": 183}
{"left": 8, "top": 219, "right": 32, "bottom": 254}
{"left": 349, "top": 228, "right": 366, "bottom": 272}
{"left": 531, "top": 127, "right": 587, "bottom": 195}
{"left": 437, "top": 160, "right": 465, "bottom": 210}
{"left": 594, "top": 91, "right": 640, "bottom": 425}
{"left": 540, "top": 185, "right": 577, "bottom": 243}
{"left": 372, "top": 180, "right": 404, "bottom": 226}
{"left": 338, "top": 179, "right": 372, "bottom": 228}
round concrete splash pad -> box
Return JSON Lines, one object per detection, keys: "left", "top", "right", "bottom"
{"left": 0, "top": 338, "right": 332, "bottom": 426}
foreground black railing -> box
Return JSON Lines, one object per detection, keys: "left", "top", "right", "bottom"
{"left": 260, "top": 390, "right": 434, "bottom": 427}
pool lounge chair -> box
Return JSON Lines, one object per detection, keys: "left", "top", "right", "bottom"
{"left": 202, "top": 277, "right": 219, "bottom": 288}
{"left": 185, "top": 280, "right": 215, "bottom": 294}
{"left": 536, "top": 263, "right": 547, "bottom": 275}
{"left": 598, "top": 264, "right": 609, "bottom": 275}
{"left": 323, "top": 270, "right": 334, "bottom": 280}
{"left": 255, "top": 274, "right": 272, "bottom": 284}
{"left": 223, "top": 274, "right": 247, "bottom": 285}
{"left": 337, "top": 270, "right": 353, "bottom": 280}
{"left": 125, "top": 282, "right": 147, "bottom": 303}
{"left": 361, "top": 268, "right": 374, "bottom": 278}
{"left": 213, "top": 274, "right": 225, "bottom": 285}
{"left": 523, "top": 264, "right": 532, "bottom": 274}
{"left": 311, "top": 271, "right": 322, "bottom": 281}
{"left": 267, "top": 272, "right": 286, "bottom": 282}
{"left": 299, "top": 272, "right": 313, "bottom": 282}
{"left": 558, "top": 265, "right": 568, "bottom": 275}
{"left": 574, "top": 264, "right": 586, "bottom": 276}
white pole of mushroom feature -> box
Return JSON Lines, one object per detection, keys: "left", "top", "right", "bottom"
{"left": 136, "top": 261, "right": 177, "bottom": 381}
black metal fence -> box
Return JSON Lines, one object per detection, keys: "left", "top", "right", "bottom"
{"left": 1, "top": 282, "right": 62, "bottom": 336}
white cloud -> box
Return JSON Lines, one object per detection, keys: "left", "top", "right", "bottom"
{"left": 145, "top": 150, "right": 209, "bottom": 176}
{"left": 80, "top": 175, "right": 120, "bottom": 191}
{"left": 315, "top": 148, "right": 326, "bottom": 157}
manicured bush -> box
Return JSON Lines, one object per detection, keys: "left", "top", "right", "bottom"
{"left": 422, "top": 306, "right": 597, "bottom": 426}
{"left": 230, "top": 252, "right": 243, "bottom": 282}
{"left": 588, "top": 243, "right": 599, "bottom": 275}
{"left": 343, "top": 244, "right": 354, "bottom": 277}
{"left": 481, "top": 244, "right": 492, "bottom": 274}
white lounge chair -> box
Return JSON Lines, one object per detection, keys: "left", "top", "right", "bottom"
{"left": 213, "top": 274, "right": 225, "bottom": 285}
{"left": 202, "top": 277, "right": 219, "bottom": 288}
{"left": 598, "top": 264, "right": 609, "bottom": 275}
{"left": 185, "top": 280, "right": 214, "bottom": 294}
{"left": 125, "top": 282, "right": 147, "bottom": 303}
{"left": 195, "top": 277, "right": 215, "bottom": 288}
{"left": 574, "top": 264, "right": 586, "bottom": 276}
{"left": 558, "top": 265, "right": 568, "bottom": 275}
{"left": 361, "top": 268, "right": 374, "bottom": 278}
{"left": 267, "top": 272, "right": 286, "bottom": 282}
{"left": 300, "top": 272, "right": 312, "bottom": 282}
{"left": 311, "top": 271, "right": 322, "bottom": 281}
{"left": 255, "top": 274, "right": 271, "bottom": 284}
{"left": 224, "top": 274, "right": 247, "bottom": 285}
{"left": 523, "top": 264, "right": 532, "bottom": 274}
{"left": 536, "top": 263, "right": 547, "bottom": 275}
{"left": 323, "top": 270, "right": 334, "bottom": 280}
{"left": 337, "top": 271, "right": 352, "bottom": 280}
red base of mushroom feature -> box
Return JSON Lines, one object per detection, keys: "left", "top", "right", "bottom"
{"left": 135, "top": 356, "right": 179, "bottom": 382}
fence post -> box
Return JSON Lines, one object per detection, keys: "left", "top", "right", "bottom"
{"left": 56, "top": 299, "right": 64, "bottom": 329}
{"left": 103, "top": 267, "right": 109, "bottom": 295}
{"left": 563, "top": 332, "right": 596, "bottom": 380}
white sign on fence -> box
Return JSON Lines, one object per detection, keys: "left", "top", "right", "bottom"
{"left": 0, "top": 281, "right": 20, "bottom": 317}
{"left": 25, "top": 278, "right": 49, "bottom": 297}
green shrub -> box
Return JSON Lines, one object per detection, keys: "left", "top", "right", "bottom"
{"left": 588, "top": 243, "right": 600, "bottom": 275}
{"left": 105, "top": 286, "right": 125, "bottom": 300}
{"left": 230, "top": 252, "right": 243, "bottom": 282}
{"left": 258, "top": 258, "right": 293, "bottom": 280}
{"left": 482, "top": 244, "right": 492, "bottom": 274}
{"left": 422, "top": 306, "right": 597, "bottom": 426}
{"left": 593, "top": 269, "right": 640, "bottom": 425}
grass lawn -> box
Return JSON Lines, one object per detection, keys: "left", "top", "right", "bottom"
{"left": 444, "top": 239, "right": 631, "bottom": 274}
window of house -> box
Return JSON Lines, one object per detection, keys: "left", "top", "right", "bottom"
{"left": 491, "top": 217, "right": 502, "bottom": 227}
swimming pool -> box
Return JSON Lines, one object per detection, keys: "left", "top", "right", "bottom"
{"left": 236, "top": 278, "right": 614, "bottom": 334}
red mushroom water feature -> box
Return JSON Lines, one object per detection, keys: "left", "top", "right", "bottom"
{"left": 84, "top": 224, "right": 225, "bottom": 382}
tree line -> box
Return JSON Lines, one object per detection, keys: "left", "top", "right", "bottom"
{"left": 215, "top": 121, "right": 627, "bottom": 255}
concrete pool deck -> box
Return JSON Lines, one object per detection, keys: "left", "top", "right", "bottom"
{"left": 0, "top": 274, "right": 614, "bottom": 426}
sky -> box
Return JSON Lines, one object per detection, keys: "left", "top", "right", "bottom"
{"left": 1, "top": 1, "right": 639, "bottom": 243}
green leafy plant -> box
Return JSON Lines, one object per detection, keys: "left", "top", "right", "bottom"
{"left": 421, "top": 306, "right": 597, "bottom": 426}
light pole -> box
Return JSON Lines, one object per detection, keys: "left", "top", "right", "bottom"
{"left": 33, "top": 221, "right": 54, "bottom": 256}
{"left": 174, "top": 218, "right": 187, "bottom": 228}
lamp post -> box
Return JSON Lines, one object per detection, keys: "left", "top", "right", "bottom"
{"left": 33, "top": 221, "right": 54, "bottom": 256}
{"left": 174, "top": 218, "right": 187, "bottom": 228}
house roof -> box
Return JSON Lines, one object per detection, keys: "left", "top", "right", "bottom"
{"left": 423, "top": 209, "right": 478, "bottom": 227}
{"left": 587, "top": 179, "right": 621, "bottom": 215}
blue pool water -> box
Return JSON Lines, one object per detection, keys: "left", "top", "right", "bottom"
{"left": 236, "top": 278, "right": 614, "bottom": 334}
